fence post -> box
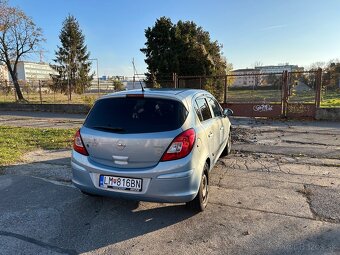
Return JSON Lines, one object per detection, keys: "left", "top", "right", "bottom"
{"left": 97, "top": 77, "right": 100, "bottom": 96}
{"left": 282, "top": 70, "right": 289, "bottom": 117}
{"left": 176, "top": 73, "right": 178, "bottom": 88}
{"left": 224, "top": 75, "right": 227, "bottom": 103}
{"left": 173, "top": 73, "right": 177, "bottom": 88}
{"left": 39, "top": 80, "right": 42, "bottom": 104}
{"left": 315, "top": 68, "right": 322, "bottom": 108}
{"left": 14, "top": 84, "right": 17, "bottom": 101}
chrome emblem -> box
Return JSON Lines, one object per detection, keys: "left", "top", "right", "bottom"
{"left": 116, "top": 140, "right": 126, "bottom": 151}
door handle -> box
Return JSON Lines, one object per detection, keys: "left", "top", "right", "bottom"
{"left": 220, "top": 127, "right": 224, "bottom": 130}
{"left": 208, "top": 132, "right": 214, "bottom": 138}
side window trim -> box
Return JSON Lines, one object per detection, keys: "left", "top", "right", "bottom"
{"left": 194, "top": 100, "right": 203, "bottom": 121}
{"left": 195, "top": 96, "right": 212, "bottom": 122}
{"left": 207, "top": 96, "right": 223, "bottom": 118}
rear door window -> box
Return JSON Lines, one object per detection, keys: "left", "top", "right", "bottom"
{"left": 195, "top": 97, "right": 212, "bottom": 121}
{"left": 84, "top": 97, "right": 188, "bottom": 133}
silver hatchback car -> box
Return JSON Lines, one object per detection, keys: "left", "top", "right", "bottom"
{"left": 71, "top": 89, "right": 232, "bottom": 211}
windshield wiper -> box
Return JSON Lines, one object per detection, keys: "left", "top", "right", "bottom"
{"left": 91, "top": 126, "right": 126, "bottom": 133}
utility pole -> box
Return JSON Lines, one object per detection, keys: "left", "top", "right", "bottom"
{"left": 67, "top": 56, "right": 71, "bottom": 102}
{"left": 132, "top": 58, "right": 136, "bottom": 89}
{"left": 89, "top": 58, "right": 99, "bottom": 96}
{"left": 31, "top": 50, "right": 48, "bottom": 63}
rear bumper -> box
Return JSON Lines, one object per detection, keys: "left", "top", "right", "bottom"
{"left": 71, "top": 150, "right": 201, "bottom": 203}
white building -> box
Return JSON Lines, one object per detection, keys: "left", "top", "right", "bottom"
{"left": 230, "top": 64, "right": 304, "bottom": 87}
{"left": 123, "top": 80, "right": 146, "bottom": 90}
{"left": 0, "top": 64, "right": 9, "bottom": 81}
{"left": 230, "top": 68, "right": 261, "bottom": 87}
{"left": 11, "top": 61, "right": 58, "bottom": 81}
{"left": 255, "top": 64, "right": 302, "bottom": 73}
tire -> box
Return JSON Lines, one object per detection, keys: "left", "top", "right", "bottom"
{"left": 221, "top": 130, "right": 231, "bottom": 157}
{"left": 186, "top": 163, "right": 209, "bottom": 212}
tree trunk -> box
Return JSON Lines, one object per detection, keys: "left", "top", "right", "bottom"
{"left": 7, "top": 67, "right": 25, "bottom": 101}
{"left": 13, "top": 78, "right": 24, "bottom": 101}
{"left": 69, "top": 79, "right": 72, "bottom": 101}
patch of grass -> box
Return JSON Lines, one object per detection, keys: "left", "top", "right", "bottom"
{"left": 0, "top": 126, "right": 77, "bottom": 166}
{"left": 320, "top": 98, "right": 340, "bottom": 108}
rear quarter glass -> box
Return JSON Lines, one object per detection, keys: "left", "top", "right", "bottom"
{"left": 84, "top": 97, "right": 188, "bottom": 134}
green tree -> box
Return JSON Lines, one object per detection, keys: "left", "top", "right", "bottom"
{"left": 0, "top": 0, "right": 44, "bottom": 101}
{"left": 141, "top": 17, "right": 228, "bottom": 93}
{"left": 141, "top": 17, "right": 176, "bottom": 86}
{"left": 265, "top": 73, "right": 281, "bottom": 88}
{"left": 323, "top": 61, "right": 340, "bottom": 89}
{"left": 113, "top": 79, "right": 124, "bottom": 91}
{"left": 52, "top": 15, "right": 93, "bottom": 100}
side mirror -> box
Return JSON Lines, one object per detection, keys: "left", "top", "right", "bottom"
{"left": 223, "top": 108, "right": 233, "bottom": 117}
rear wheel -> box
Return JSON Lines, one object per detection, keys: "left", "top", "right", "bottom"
{"left": 186, "top": 163, "right": 209, "bottom": 212}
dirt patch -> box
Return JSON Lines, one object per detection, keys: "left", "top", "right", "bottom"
{"left": 232, "top": 127, "right": 256, "bottom": 143}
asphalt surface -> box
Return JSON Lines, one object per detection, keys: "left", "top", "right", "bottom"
{"left": 0, "top": 111, "right": 85, "bottom": 129}
{"left": 0, "top": 112, "right": 340, "bottom": 255}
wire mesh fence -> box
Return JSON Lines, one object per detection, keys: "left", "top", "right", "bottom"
{"left": 226, "top": 73, "right": 283, "bottom": 104}
{"left": 142, "top": 74, "right": 176, "bottom": 89}
{"left": 0, "top": 79, "right": 106, "bottom": 104}
{"left": 321, "top": 72, "right": 340, "bottom": 107}
{"left": 1, "top": 71, "right": 339, "bottom": 108}
{"left": 178, "top": 76, "right": 226, "bottom": 102}
{"left": 286, "top": 71, "right": 318, "bottom": 103}
{"left": 178, "top": 73, "right": 284, "bottom": 104}
{"left": 0, "top": 77, "right": 152, "bottom": 104}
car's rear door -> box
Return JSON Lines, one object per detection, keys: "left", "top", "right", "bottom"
{"left": 194, "top": 96, "right": 219, "bottom": 162}
{"left": 206, "top": 96, "right": 226, "bottom": 152}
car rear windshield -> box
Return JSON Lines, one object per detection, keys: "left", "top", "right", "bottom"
{"left": 84, "top": 97, "right": 188, "bottom": 134}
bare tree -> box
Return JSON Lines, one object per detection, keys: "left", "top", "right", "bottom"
{"left": 308, "top": 61, "right": 325, "bottom": 71}
{"left": 0, "top": 1, "right": 44, "bottom": 101}
{"left": 253, "top": 61, "right": 263, "bottom": 69}
{"left": 252, "top": 61, "right": 263, "bottom": 88}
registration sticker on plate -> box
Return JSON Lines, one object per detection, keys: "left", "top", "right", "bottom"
{"left": 99, "top": 175, "right": 143, "bottom": 192}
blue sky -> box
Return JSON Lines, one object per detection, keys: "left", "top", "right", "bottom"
{"left": 9, "top": 0, "right": 340, "bottom": 76}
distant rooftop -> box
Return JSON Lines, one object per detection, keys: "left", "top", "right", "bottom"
{"left": 232, "top": 68, "right": 257, "bottom": 72}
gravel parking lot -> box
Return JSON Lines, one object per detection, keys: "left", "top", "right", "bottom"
{"left": 0, "top": 112, "right": 339, "bottom": 255}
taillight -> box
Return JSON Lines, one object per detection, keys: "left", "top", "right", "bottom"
{"left": 73, "top": 129, "right": 89, "bottom": 156}
{"left": 161, "top": 128, "right": 196, "bottom": 161}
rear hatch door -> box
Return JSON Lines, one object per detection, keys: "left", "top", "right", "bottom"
{"left": 81, "top": 96, "right": 188, "bottom": 169}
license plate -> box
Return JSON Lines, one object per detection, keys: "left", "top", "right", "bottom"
{"left": 99, "top": 175, "right": 143, "bottom": 192}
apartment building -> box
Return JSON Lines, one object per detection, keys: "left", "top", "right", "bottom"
{"left": 7, "top": 61, "right": 58, "bottom": 82}
{"left": 230, "top": 68, "right": 261, "bottom": 87}
{"left": 255, "top": 64, "right": 303, "bottom": 73}
{"left": 231, "top": 64, "right": 303, "bottom": 87}
{"left": 0, "top": 64, "right": 9, "bottom": 81}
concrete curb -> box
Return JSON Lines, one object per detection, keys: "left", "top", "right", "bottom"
{"left": 316, "top": 108, "right": 340, "bottom": 121}
{"left": 0, "top": 103, "right": 91, "bottom": 114}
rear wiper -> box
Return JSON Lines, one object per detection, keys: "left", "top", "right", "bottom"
{"left": 92, "top": 126, "right": 126, "bottom": 133}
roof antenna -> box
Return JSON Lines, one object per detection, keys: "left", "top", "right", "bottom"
{"left": 132, "top": 58, "right": 144, "bottom": 92}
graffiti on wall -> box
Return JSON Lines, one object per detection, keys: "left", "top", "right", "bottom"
{"left": 253, "top": 104, "right": 273, "bottom": 112}
{"left": 287, "top": 103, "right": 308, "bottom": 114}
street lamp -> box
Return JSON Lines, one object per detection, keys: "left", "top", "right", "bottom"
{"left": 89, "top": 58, "right": 99, "bottom": 95}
